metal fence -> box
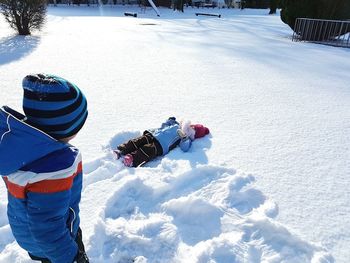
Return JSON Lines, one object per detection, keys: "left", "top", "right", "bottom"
{"left": 292, "top": 18, "right": 350, "bottom": 48}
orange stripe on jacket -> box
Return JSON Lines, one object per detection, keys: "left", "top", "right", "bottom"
{"left": 4, "top": 162, "right": 82, "bottom": 199}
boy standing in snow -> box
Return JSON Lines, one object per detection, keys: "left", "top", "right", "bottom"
{"left": 114, "top": 117, "right": 210, "bottom": 167}
{"left": 0, "top": 74, "right": 89, "bottom": 263}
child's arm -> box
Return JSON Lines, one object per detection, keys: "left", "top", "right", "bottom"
{"left": 160, "top": 117, "right": 178, "bottom": 128}
{"left": 177, "top": 128, "right": 192, "bottom": 152}
{"left": 176, "top": 120, "right": 195, "bottom": 152}
{"left": 179, "top": 137, "right": 192, "bottom": 152}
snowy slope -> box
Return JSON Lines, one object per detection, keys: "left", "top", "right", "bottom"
{"left": 79, "top": 133, "right": 332, "bottom": 263}
{"left": 0, "top": 5, "right": 349, "bottom": 263}
{"left": 0, "top": 131, "right": 332, "bottom": 262}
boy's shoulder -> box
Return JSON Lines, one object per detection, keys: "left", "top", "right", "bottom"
{"left": 4, "top": 146, "right": 82, "bottom": 199}
{"left": 20, "top": 146, "right": 80, "bottom": 174}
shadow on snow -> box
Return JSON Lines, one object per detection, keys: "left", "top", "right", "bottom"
{"left": 0, "top": 35, "right": 40, "bottom": 66}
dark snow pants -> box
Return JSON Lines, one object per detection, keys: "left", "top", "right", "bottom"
{"left": 117, "top": 131, "right": 163, "bottom": 167}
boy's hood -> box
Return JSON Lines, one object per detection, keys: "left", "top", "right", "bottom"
{"left": 0, "top": 106, "right": 68, "bottom": 176}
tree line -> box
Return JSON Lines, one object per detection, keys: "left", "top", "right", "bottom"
{"left": 0, "top": 0, "right": 349, "bottom": 36}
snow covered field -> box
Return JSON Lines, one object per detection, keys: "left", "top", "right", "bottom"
{"left": 0, "top": 5, "right": 349, "bottom": 263}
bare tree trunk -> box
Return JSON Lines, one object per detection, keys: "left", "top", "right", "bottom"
{"left": 269, "top": 0, "right": 277, "bottom": 14}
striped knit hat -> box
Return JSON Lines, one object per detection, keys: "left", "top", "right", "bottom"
{"left": 22, "top": 74, "right": 88, "bottom": 140}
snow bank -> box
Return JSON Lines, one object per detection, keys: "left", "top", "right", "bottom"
{"left": 78, "top": 132, "right": 332, "bottom": 263}
{"left": 0, "top": 132, "right": 334, "bottom": 263}
{"left": 0, "top": 5, "right": 347, "bottom": 262}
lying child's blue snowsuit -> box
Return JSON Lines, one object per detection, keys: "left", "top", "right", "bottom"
{"left": 148, "top": 117, "right": 192, "bottom": 154}
{"left": 117, "top": 117, "right": 192, "bottom": 167}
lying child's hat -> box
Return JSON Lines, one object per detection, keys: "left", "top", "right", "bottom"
{"left": 192, "top": 124, "right": 210, "bottom": 139}
{"left": 22, "top": 74, "right": 88, "bottom": 140}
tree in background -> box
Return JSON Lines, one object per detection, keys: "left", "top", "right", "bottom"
{"left": 244, "top": 0, "right": 268, "bottom": 9}
{"left": 240, "top": 0, "right": 245, "bottom": 9}
{"left": 0, "top": 0, "right": 47, "bottom": 35}
{"left": 280, "top": 0, "right": 350, "bottom": 30}
{"left": 224, "top": 0, "right": 234, "bottom": 8}
{"left": 269, "top": 0, "right": 278, "bottom": 14}
{"left": 173, "top": 0, "right": 184, "bottom": 12}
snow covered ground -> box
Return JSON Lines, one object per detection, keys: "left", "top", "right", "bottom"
{"left": 0, "top": 5, "right": 349, "bottom": 263}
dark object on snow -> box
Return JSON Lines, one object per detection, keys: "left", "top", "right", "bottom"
{"left": 124, "top": 12, "right": 137, "bottom": 17}
{"left": 195, "top": 12, "right": 221, "bottom": 18}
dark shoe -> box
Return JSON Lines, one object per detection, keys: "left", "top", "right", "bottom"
{"left": 75, "top": 250, "right": 89, "bottom": 263}
{"left": 74, "top": 228, "right": 89, "bottom": 262}
{"left": 28, "top": 253, "right": 51, "bottom": 263}
{"left": 75, "top": 228, "right": 86, "bottom": 254}
{"left": 113, "top": 149, "right": 122, "bottom": 159}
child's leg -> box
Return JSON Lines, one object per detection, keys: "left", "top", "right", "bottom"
{"left": 117, "top": 133, "right": 153, "bottom": 155}
{"left": 27, "top": 228, "right": 88, "bottom": 263}
{"left": 128, "top": 142, "right": 160, "bottom": 167}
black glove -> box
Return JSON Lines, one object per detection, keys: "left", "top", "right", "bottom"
{"left": 74, "top": 250, "right": 89, "bottom": 263}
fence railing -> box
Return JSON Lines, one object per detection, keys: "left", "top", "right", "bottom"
{"left": 292, "top": 18, "right": 350, "bottom": 48}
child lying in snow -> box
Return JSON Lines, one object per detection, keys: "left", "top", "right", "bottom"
{"left": 114, "top": 117, "right": 210, "bottom": 167}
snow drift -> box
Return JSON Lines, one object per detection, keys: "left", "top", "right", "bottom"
{"left": 1, "top": 5, "right": 348, "bottom": 263}
{"left": 0, "top": 132, "right": 333, "bottom": 262}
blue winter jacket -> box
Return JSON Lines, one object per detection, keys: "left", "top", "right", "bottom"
{"left": 0, "top": 106, "right": 81, "bottom": 263}
{"left": 149, "top": 117, "right": 192, "bottom": 155}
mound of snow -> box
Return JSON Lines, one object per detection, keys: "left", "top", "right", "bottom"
{"left": 79, "top": 132, "right": 333, "bottom": 263}
{"left": 0, "top": 132, "right": 333, "bottom": 263}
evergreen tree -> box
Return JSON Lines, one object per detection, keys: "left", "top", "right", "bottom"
{"left": 280, "top": 0, "right": 350, "bottom": 31}
{"left": 173, "top": 0, "right": 184, "bottom": 12}
{"left": 0, "top": 0, "right": 47, "bottom": 35}
{"left": 269, "top": 0, "right": 278, "bottom": 14}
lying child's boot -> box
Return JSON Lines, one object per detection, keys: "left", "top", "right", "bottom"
{"left": 113, "top": 150, "right": 122, "bottom": 160}
{"left": 123, "top": 154, "right": 133, "bottom": 167}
